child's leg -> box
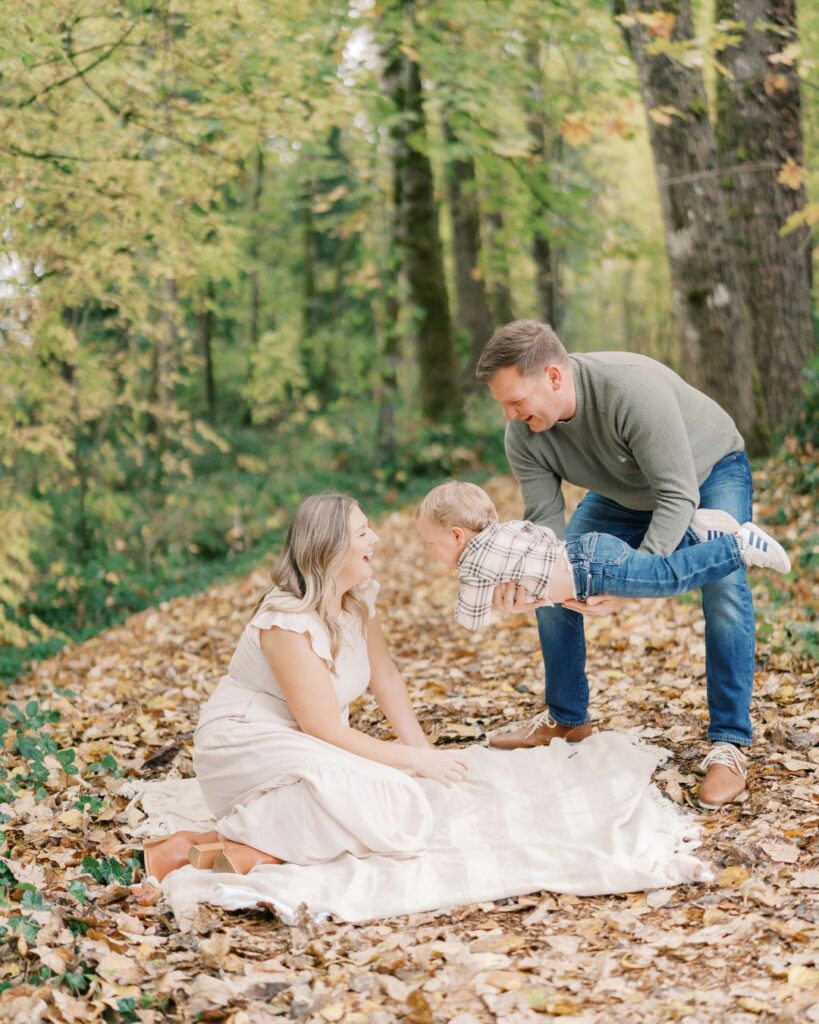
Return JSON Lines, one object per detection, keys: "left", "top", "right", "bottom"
{"left": 546, "top": 552, "right": 578, "bottom": 604}
{"left": 563, "top": 532, "right": 745, "bottom": 603}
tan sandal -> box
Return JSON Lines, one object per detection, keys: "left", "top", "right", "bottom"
{"left": 142, "top": 830, "right": 221, "bottom": 881}
{"left": 189, "top": 842, "right": 226, "bottom": 869}
{"left": 211, "top": 841, "right": 283, "bottom": 875}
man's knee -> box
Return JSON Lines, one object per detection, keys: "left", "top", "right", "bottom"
{"left": 701, "top": 572, "right": 753, "bottom": 623}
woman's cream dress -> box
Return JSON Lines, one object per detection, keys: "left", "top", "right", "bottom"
{"left": 192, "top": 581, "right": 433, "bottom": 864}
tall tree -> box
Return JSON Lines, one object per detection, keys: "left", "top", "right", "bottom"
{"left": 714, "top": 0, "right": 814, "bottom": 429}
{"left": 443, "top": 117, "right": 492, "bottom": 384}
{"left": 484, "top": 209, "right": 516, "bottom": 326}
{"left": 526, "top": 38, "right": 563, "bottom": 329}
{"left": 383, "top": 4, "right": 461, "bottom": 420}
{"left": 376, "top": 49, "right": 407, "bottom": 464}
{"left": 616, "top": 0, "right": 758, "bottom": 442}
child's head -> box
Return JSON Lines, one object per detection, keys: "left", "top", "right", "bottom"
{"left": 417, "top": 481, "right": 498, "bottom": 567}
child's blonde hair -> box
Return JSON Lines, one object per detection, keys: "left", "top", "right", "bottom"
{"left": 418, "top": 481, "right": 499, "bottom": 532}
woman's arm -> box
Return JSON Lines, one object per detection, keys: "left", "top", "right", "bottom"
{"left": 259, "top": 627, "right": 466, "bottom": 784}
{"left": 366, "top": 614, "right": 430, "bottom": 748}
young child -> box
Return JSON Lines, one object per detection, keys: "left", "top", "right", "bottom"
{"left": 417, "top": 481, "right": 790, "bottom": 631}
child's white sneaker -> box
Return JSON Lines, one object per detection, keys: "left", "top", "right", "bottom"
{"left": 739, "top": 522, "right": 791, "bottom": 573}
{"left": 690, "top": 508, "right": 741, "bottom": 542}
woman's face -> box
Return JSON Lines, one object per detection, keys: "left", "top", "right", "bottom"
{"left": 338, "top": 505, "right": 379, "bottom": 591}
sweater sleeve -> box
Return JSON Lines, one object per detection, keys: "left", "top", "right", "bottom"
{"left": 504, "top": 423, "right": 566, "bottom": 538}
{"left": 617, "top": 376, "right": 699, "bottom": 555}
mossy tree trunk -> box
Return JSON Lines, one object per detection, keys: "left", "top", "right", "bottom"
{"left": 617, "top": 0, "right": 759, "bottom": 442}
{"left": 715, "top": 0, "right": 814, "bottom": 433}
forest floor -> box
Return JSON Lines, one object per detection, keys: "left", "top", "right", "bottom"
{"left": 1, "top": 459, "right": 817, "bottom": 1024}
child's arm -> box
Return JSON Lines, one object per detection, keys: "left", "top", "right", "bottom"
{"left": 456, "top": 577, "right": 497, "bottom": 630}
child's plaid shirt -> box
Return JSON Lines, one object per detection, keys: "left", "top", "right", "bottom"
{"left": 455, "top": 520, "right": 565, "bottom": 630}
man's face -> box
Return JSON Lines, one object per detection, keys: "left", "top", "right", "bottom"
{"left": 487, "top": 364, "right": 567, "bottom": 432}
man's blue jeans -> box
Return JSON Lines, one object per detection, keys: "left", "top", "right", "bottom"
{"left": 535, "top": 451, "right": 755, "bottom": 746}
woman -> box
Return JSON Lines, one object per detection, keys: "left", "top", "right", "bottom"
{"left": 144, "top": 493, "right": 468, "bottom": 881}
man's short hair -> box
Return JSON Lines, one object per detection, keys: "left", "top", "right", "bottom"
{"left": 418, "top": 481, "right": 499, "bottom": 533}
{"left": 476, "top": 320, "right": 568, "bottom": 383}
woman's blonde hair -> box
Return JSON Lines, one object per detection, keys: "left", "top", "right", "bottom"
{"left": 418, "top": 480, "right": 498, "bottom": 532}
{"left": 255, "top": 493, "right": 369, "bottom": 662}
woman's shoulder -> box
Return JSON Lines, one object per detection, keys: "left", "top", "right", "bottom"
{"left": 248, "top": 595, "right": 332, "bottom": 663}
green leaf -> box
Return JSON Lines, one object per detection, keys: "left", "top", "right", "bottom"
{"left": 68, "top": 880, "right": 88, "bottom": 904}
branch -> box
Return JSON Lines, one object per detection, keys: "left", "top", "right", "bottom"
{"left": 664, "top": 160, "right": 781, "bottom": 186}
{"left": 5, "top": 143, "right": 141, "bottom": 165}
{"left": 17, "top": 25, "right": 136, "bottom": 109}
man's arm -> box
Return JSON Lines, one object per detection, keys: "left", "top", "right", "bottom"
{"left": 617, "top": 377, "right": 700, "bottom": 555}
{"left": 505, "top": 423, "right": 565, "bottom": 533}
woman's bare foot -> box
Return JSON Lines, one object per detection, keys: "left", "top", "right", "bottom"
{"left": 143, "top": 829, "right": 221, "bottom": 882}
{"left": 212, "top": 840, "right": 283, "bottom": 875}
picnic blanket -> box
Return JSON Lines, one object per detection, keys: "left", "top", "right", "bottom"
{"left": 135, "top": 732, "right": 710, "bottom": 928}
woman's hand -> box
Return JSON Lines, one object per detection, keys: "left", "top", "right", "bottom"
{"left": 408, "top": 747, "right": 470, "bottom": 786}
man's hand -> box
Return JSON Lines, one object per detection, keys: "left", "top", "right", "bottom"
{"left": 492, "top": 580, "right": 547, "bottom": 614}
{"left": 562, "top": 594, "right": 627, "bottom": 617}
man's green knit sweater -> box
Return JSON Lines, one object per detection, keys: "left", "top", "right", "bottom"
{"left": 505, "top": 352, "right": 744, "bottom": 556}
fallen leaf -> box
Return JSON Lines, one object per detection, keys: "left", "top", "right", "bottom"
{"left": 761, "top": 841, "right": 801, "bottom": 864}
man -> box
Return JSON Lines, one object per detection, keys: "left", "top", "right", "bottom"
{"left": 476, "top": 320, "right": 758, "bottom": 808}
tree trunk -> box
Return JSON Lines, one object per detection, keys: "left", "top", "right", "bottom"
{"left": 197, "top": 283, "right": 216, "bottom": 417}
{"left": 714, "top": 0, "right": 814, "bottom": 432}
{"left": 443, "top": 118, "right": 492, "bottom": 385}
{"left": 618, "top": 0, "right": 758, "bottom": 441}
{"left": 398, "top": 48, "right": 461, "bottom": 420}
{"left": 526, "top": 39, "right": 562, "bottom": 329}
{"left": 376, "top": 49, "right": 406, "bottom": 462}
{"left": 248, "top": 147, "right": 265, "bottom": 353}
{"left": 485, "top": 209, "right": 515, "bottom": 325}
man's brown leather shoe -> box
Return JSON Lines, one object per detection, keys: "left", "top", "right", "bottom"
{"left": 488, "top": 711, "right": 593, "bottom": 750}
{"left": 697, "top": 744, "right": 748, "bottom": 809}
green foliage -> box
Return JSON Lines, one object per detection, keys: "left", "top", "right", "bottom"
{"left": 80, "top": 854, "right": 140, "bottom": 887}
{"left": 0, "top": 700, "right": 63, "bottom": 800}
{"left": 0, "top": 0, "right": 814, "bottom": 685}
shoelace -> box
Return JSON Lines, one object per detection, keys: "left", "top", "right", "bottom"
{"left": 700, "top": 743, "right": 748, "bottom": 778}
{"left": 494, "top": 708, "right": 556, "bottom": 737}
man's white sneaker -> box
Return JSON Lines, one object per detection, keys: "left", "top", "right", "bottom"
{"left": 690, "top": 508, "right": 741, "bottom": 542}
{"left": 739, "top": 522, "right": 791, "bottom": 573}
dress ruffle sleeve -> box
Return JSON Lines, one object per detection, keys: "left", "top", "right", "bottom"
{"left": 248, "top": 606, "right": 333, "bottom": 664}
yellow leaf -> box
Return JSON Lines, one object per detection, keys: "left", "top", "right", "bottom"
{"left": 768, "top": 43, "right": 800, "bottom": 66}
{"left": 649, "top": 105, "right": 683, "bottom": 126}
{"left": 319, "top": 1003, "right": 346, "bottom": 1022}
{"left": 559, "top": 115, "right": 592, "bottom": 147}
{"left": 777, "top": 159, "right": 805, "bottom": 190}
{"left": 787, "top": 965, "right": 819, "bottom": 987}
{"left": 470, "top": 934, "right": 527, "bottom": 953}
{"left": 58, "top": 809, "right": 85, "bottom": 830}
{"left": 637, "top": 11, "right": 677, "bottom": 40}
{"left": 764, "top": 73, "right": 790, "bottom": 96}
{"left": 97, "top": 951, "right": 142, "bottom": 985}
{"left": 717, "top": 865, "right": 750, "bottom": 887}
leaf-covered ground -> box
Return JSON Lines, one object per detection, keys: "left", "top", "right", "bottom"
{"left": 1, "top": 460, "right": 817, "bottom": 1024}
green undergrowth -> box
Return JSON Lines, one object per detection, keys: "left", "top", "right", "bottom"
{"left": 2, "top": 408, "right": 507, "bottom": 683}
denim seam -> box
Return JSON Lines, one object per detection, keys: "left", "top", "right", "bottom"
{"left": 545, "top": 713, "right": 590, "bottom": 728}
{"left": 708, "top": 732, "right": 751, "bottom": 747}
